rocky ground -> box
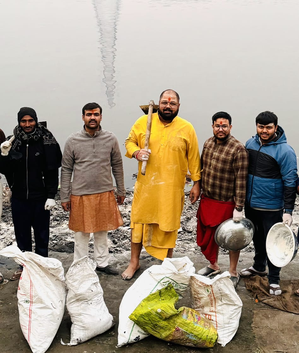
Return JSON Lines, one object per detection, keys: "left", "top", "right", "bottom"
{"left": 1, "top": 185, "right": 299, "bottom": 257}
{"left": 0, "top": 186, "right": 251, "bottom": 256}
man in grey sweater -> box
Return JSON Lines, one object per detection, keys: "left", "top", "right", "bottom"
{"left": 60, "top": 102, "right": 126, "bottom": 275}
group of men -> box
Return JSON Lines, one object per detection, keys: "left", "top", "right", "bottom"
{"left": 0, "top": 89, "right": 298, "bottom": 296}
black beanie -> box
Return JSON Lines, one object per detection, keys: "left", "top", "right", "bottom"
{"left": 17, "top": 107, "right": 38, "bottom": 124}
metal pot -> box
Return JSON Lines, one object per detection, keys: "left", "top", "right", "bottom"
{"left": 266, "top": 222, "right": 298, "bottom": 267}
{"left": 214, "top": 218, "right": 255, "bottom": 251}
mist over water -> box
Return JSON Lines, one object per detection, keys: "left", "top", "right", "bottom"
{"left": 1, "top": 0, "right": 299, "bottom": 187}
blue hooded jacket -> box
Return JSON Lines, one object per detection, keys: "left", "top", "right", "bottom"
{"left": 245, "top": 125, "right": 297, "bottom": 210}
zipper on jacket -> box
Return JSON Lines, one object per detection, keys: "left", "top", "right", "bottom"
{"left": 248, "top": 144, "right": 262, "bottom": 206}
{"left": 26, "top": 144, "right": 29, "bottom": 199}
{"left": 41, "top": 171, "right": 45, "bottom": 188}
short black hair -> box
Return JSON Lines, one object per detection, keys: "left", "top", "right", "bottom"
{"left": 82, "top": 102, "right": 102, "bottom": 115}
{"left": 159, "top": 89, "right": 180, "bottom": 102}
{"left": 212, "top": 111, "right": 232, "bottom": 125}
{"left": 256, "top": 111, "right": 278, "bottom": 126}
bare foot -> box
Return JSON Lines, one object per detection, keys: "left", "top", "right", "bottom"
{"left": 121, "top": 264, "right": 140, "bottom": 280}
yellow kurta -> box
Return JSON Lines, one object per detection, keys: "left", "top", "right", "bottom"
{"left": 126, "top": 113, "right": 200, "bottom": 259}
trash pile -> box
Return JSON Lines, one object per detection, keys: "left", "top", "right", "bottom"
{"left": 129, "top": 283, "right": 218, "bottom": 348}
{"left": 0, "top": 246, "right": 243, "bottom": 352}
{"left": 118, "top": 256, "right": 242, "bottom": 348}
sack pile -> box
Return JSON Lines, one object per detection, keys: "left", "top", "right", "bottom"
{"left": 129, "top": 283, "right": 218, "bottom": 348}
{"left": 118, "top": 257, "right": 243, "bottom": 348}
{"left": 0, "top": 247, "right": 113, "bottom": 353}
{"left": 117, "top": 256, "right": 195, "bottom": 347}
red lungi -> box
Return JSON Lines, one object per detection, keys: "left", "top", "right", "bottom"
{"left": 197, "top": 194, "right": 235, "bottom": 264}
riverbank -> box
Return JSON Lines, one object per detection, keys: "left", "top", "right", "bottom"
{"left": 2, "top": 187, "right": 299, "bottom": 256}
{"left": 0, "top": 187, "right": 256, "bottom": 256}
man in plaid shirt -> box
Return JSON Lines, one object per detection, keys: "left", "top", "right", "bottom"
{"left": 196, "top": 111, "right": 248, "bottom": 288}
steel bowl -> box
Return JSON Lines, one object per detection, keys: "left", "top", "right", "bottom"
{"left": 214, "top": 218, "right": 255, "bottom": 251}
{"left": 266, "top": 222, "right": 298, "bottom": 267}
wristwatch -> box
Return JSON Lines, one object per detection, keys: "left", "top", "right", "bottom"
{"left": 235, "top": 206, "right": 243, "bottom": 212}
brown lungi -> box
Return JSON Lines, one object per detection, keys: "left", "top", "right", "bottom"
{"left": 69, "top": 191, "right": 123, "bottom": 233}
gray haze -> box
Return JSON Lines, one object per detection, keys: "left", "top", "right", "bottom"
{"left": 1, "top": 0, "right": 299, "bottom": 187}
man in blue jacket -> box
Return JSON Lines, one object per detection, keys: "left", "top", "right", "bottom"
{"left": 240, "top": 111, "right": 297, "bottom": 295}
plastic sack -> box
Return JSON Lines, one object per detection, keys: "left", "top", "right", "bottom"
{"left": 0, "top": 245, "right": 66, "bottom": 353}
{"left": 64, "top": 256, "right": 113, "bottom": 345}
{"left": 129, "top": 283, "right": 217, "bottom": 348}
{"left": 117, "top": 256, "right": 195, "bottom": 347}
{"left": 190, "top": 271, "right": 243, "bottom": 347}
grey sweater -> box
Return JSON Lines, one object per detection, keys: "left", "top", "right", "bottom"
{"left": 60, "top": 128, "right": 125, "bottom": 202}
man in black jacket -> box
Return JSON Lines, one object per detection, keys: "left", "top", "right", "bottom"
{"left": 0, "top": 107, "right": 62, "bottom": 279}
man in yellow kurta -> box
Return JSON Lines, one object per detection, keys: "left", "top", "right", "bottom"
{"left": 121, "top": 89, "right": 201, "bottom": 280}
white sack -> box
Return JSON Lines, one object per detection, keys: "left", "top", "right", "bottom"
{"left": 65, "top": 256, "right": 113, "bottom": 345}
{"left": 190, "top": 271, "right": 243, "bottom": 347}
{"left": 117, "top": 256, "right": 195, "bottom": 347}
{"left": 0, "top": 245, "right": 66, "bottom": 353}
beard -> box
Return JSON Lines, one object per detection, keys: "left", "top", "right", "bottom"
{"left": 214, "top": 133, "right": 229, "bottom": 142}
{"left": 158, "top": 107, "right": 179, "bottom": 122}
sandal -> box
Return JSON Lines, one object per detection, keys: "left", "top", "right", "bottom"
{"left": 294, "top": 289, "right": 299, "bottom": 297}
{"left": 10, "top": 269, "right": 23, "bottom": 281}
{"left": 197, "top": 266, "right": 221, "bottom": 277}
{"left": 230, "top": 275, "right": 240, "bottom": 289}
{"left": 269, "top": 284, "right": 282, "bottom": 296}
{"left": 240, "top": 266, "right": 267, "bottom": 277}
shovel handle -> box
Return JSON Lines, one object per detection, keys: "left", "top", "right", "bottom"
{"left": 8, "top": 135, "right": 15, "bottom": 144}
{"left": 141, "top": 100, "right": 154, "bottom": 175}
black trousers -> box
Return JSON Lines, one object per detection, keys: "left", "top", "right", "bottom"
{"left": 11, "top": 198, "right": 50, "bottom": 257}
{"left": 245, "top": 205, "right": 283, "bottom": 284}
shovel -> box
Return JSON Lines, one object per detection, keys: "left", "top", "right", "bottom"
{"left": 139, "top": 100, "right": 156, "bottom": 175}
{"left": 8, "top": 135, "right": 15, "bottom": 144}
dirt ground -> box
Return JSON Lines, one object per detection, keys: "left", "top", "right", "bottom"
{"left": 1, "top": 248, "right": 299, "bottom": 353}
{"left": 1, "top": 190, "right": 299, "bottom": 353}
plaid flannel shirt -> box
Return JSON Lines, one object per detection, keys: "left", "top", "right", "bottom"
{"left": 201, "top": 135, "right": 248, "bottom": 206}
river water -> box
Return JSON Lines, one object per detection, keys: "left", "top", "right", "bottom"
{"left": 1, "top": 0, "right": 299, "bottom": 187}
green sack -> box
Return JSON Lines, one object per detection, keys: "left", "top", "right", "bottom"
{"left": 129, "top": 283, "right": 217, "bottom": 348}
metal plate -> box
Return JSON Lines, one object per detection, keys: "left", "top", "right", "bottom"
{"left": 266, "top": 222, "right": 298, "bottom": 267}
{"left": 214, "top": 218, "right": 255, "bottom": 251}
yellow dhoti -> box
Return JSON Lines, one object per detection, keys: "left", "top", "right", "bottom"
{"left": 131, "top": 222, "right": 178, "bottom": 260}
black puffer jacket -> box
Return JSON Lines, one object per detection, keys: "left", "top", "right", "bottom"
{"left": 0, "top": 135, "right": 62, "bottom": 201}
